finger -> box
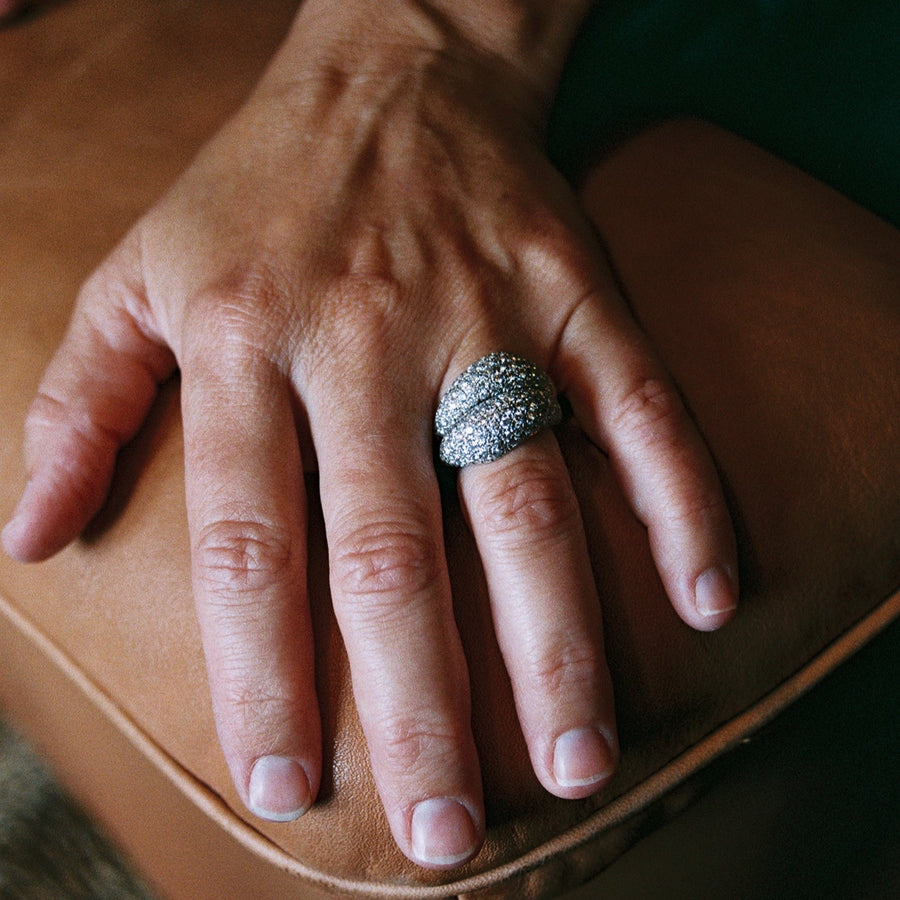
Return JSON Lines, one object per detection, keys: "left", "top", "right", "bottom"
{"left": 458, "top": 428, "right": 618, "bottom": 798}
{"left": 2, "top": 245, "right": 174, "bottom": 561}
{"left": 558, "top": 294, "right": 738, "bottom": 631}
{"left": 181, "top": 322, "right": 320, "bottom": 823}
{"left": 0, "top": 0, "right": 26, "bottom": 22}
{"left": 308, "top": 366, "right": 483, "bottom": 869}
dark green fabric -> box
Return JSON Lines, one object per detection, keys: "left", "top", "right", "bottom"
{"left": 548, "top": 0, "right": 900, "bottom": 227}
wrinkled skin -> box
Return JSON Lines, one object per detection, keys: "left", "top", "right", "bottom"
{"left": 2, "top": 0, "right": 737, "bottom": 868}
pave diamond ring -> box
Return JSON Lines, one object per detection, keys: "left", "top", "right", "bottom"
{"left": 434, "top": 351, "right": 563, "bottom": 468}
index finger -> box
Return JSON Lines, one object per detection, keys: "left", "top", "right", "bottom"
{"left": 181, "top": 308, "right": 321, "bottom": 823}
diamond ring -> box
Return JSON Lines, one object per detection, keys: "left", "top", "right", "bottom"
{"left": 435, "top": 351, "right": 562, "bottom": 468}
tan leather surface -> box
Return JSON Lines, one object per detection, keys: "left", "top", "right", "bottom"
{"left": 0, "top": 588, "right": 347, "bottom": 900}
{"left": 0, "top": 1, "right": 898, "bottom": 897}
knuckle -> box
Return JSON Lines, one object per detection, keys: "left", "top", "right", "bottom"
{"left": 331, "top": 519, "right": 440, "bottom": 603}
{"left": 195, "top": 518, "right": 294, "bottom": 596}
{"left": 24, "top": 391, "right": 118, "bottom": 511}
{"left": 523, "top": 641, "right": 604, "bottom": 699}
{"left": 185, "top": 263, "right": 293, "bottom": 365}
{"left": 330, "top": 272, "right": 403, "bottom": 338}
{"left": 375, "top": 712, "right": 462, "bottom": 774}
{"left": 303, "top": 271, "right": 407, "bottom": 381}
{"left": 27, "top": 390, "right": 116, "bottom": 453}
{"left": 609, "top": 377, "right": 684, "bottom": 450}
{"left": 216, "top": 685, "right": 305, "bottom": 751}
{"left": 220, "top": 683, "right": 300, "bottom": 730}
{"left": 75, "top": 259, "right": 135, "bottom": 323}
{"left": 470, "top": 458, "right": 581, "bottom": 544}
{"left": 663, "top": 489, "right": 728, "bottom": 533}
{"left": 514, "top": 205, "right": 597, "bottom": 291}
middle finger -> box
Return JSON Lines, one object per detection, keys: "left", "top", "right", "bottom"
{"left": 306, "top": 360, "right": 484, "bottom": 869}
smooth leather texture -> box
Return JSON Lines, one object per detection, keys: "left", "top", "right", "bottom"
{"left": 0, "top": 1, "right": 898, "bottom": 897}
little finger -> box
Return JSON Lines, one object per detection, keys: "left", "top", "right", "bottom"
{"left": 559, "top": 295, "right": 738, "bottom": 631}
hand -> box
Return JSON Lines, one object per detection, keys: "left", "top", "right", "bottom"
{"left": 2, "top": 0, "right": 737, "bottom": 868}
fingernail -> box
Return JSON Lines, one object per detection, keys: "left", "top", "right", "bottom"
{"left": 410, "top": 798, "right": 480, "bottom": 867}
{"left": 247, "top": 755, "right": 312, "bottom": 822}
{"left": 553, "top": 727, "right": 616, "bottom": 789}
{"left": 695, "top": 566, "right": 738, "bottom": 618}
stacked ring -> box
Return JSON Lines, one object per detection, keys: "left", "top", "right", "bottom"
{"left": 435, "top": 351, "right": 563, "bottom": 468}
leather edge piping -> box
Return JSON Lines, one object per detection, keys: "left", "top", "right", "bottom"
{"left": 0, "top": 581, "right": 898, "bottom": 899}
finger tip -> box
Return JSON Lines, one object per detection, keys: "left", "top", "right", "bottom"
{"left": 2, "top": 507, "right": 70, "bottom": 564}
{"left": 409, "top": 797, "right": 483, "bottom": 869}
{"left": 691, "top": 565, "right": 739, "bottom": 630}
{"left": 550, "top": 726, "right": 618, "bottom": 799}
{"left": 2, "top": 472, "right": 103, "bottom": 562}
{"left": 2, "top": 482, "right": 41, "bottom": 561}
{"left": 246, "top": 755, "right": 315, "bottom": 823}
{"left": 1, "top": 514, "right": 41, "bottom": 563}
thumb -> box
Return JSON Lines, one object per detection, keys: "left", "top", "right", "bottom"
{"left": 3, "top": 237, "right": 175, "bottom": 561}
